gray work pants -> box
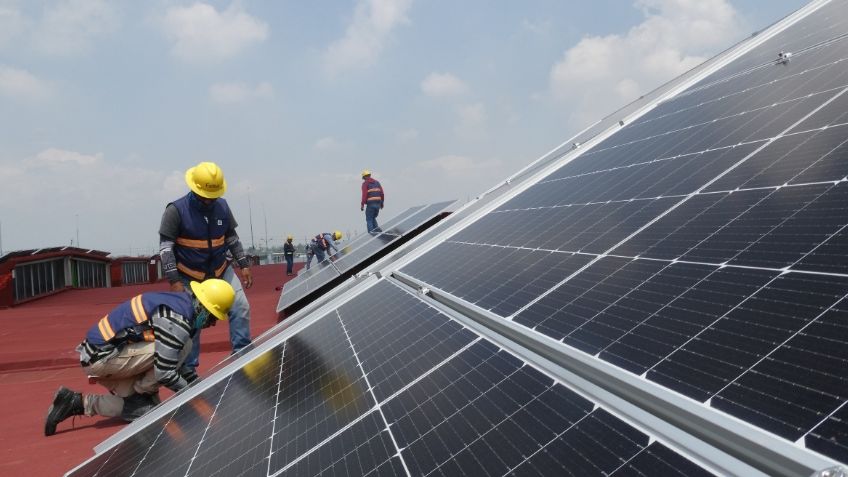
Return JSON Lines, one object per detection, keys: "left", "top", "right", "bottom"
{"left": 82, "top": 340, "right": 191, "bottom": 417}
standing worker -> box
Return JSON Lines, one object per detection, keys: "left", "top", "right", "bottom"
{"left": 45, "top": 279, "right": 235, "bottom": 435}
{"left": 360, "top": 169, "right": 384, "bottom": 233}
{"left": 159, "top": 161, "right": 253, "bottom": 377}
{"left": 305, "top": 231, "right": 342, "bottom": 270}
{"left": 283, "top": 235, "right": 295, "bottom": 276}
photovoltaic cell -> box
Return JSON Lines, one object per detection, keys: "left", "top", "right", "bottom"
{"left": 705, "top": 124, "right": 848, "bottom": 191}
{"left": 610, "top": 442, "right": 715, "bottom": 477}
{"left": 275, "top": 412, "right": 404, "bottom": 477}
{"left": 807, "top": 404, "right": 848, "bottom": 463}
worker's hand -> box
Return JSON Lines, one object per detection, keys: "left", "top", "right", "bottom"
{"left": 170, "top": 281, "right": 185, "bottom": 293}
{"left": 360, "top": 205, "right": 364, "bottom": 211}
{"left": 242, "top": 267, "right": 253, "bottom": 289}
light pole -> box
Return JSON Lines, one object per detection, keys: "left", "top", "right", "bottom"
{"left": 262, "top": 203, "right": 269, "bottom": 252}
{"left": 247, "top": 187, "right": 256, "bottom": 251}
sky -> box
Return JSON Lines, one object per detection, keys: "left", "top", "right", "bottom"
{"left": 0, "top": 0, "right": 808, "bottom": 256}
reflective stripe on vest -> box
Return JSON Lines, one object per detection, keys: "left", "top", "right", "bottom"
{"left": 130, "top": 295, "right": 148, "bottom": 324}
{"left": 176, "top": 236, "right": 226, "bottom": 248}
{"left": 177, "top": 261, "right": 228, "bottom": 280}
{"left": 97, "top": 316, "right": 115, "bottom": 341}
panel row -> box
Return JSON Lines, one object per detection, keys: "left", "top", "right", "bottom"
{"left": 69, "top": 280, "right": 714, "bottom": 476}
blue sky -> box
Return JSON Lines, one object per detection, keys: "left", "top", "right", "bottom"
{"left": 0, "top": 0, "right": 806, "bottom": 255}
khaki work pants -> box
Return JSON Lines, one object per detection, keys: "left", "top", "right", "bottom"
{"left": 82, "top": 341, "right": 191, "bottom": 417}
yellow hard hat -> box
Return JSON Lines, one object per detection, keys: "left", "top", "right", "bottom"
{"left": 190, "top": 279, "right": 235, "bottom": 320}
{"left": 333, "top": 230, "right": 343, "bottom": 240}
{"left": 286, "top": 234, "right": 293, "bottom": 241}
{"left": 361, "top": 169, "right": 371, "bottom": 178}
{"left": 185, "top": 162, "right": 227, "bottom": 199}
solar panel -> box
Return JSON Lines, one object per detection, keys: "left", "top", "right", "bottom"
{"left": 277, "top": 202, "right": 453, "bottom": 313}
{"left": 396, "top": 0, "right": 848, "bottom": 468}
{"left": 68, "top": 280, "right": 716, "bottom": 477}
{"left": 332, "top": 201, "right": 455, "bottom": 273}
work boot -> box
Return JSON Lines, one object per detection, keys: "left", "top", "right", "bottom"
{"left": 121, "top": 393, "right": 157, "bottom": 422}
{"left": 45, "top": 387, "right": 84, "bottom": 436}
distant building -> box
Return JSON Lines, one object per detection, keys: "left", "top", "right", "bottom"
{"left": 0, "top": 247, "right": 112, "bottom": 307}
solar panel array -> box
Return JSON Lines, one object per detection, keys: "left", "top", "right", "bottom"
{"left": 68, "top": 2, "right": 848, "bottom": 475}
{"left": 69, "top": 281, "right": 714, "bottom": 477}
{"left": 400, "top": 0, "right": 848, "bottom": 465}
{"left": 277, "top": 201, "right": 453, "bottom": 311}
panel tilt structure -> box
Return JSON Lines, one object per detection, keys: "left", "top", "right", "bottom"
{"left": 68, "top": 1, "right": 848, "bottom": 476}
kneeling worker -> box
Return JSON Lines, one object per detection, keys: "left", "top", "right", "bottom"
{"left": 44, "top": 279, "right": 235, "bottom": 436}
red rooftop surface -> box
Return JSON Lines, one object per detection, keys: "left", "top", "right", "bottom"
{"left": 0, "top": 263, "right": 298, "bottom": 476}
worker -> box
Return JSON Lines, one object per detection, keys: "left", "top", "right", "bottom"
{"left": 304, "top": 240, "right": 314, "bottom": 271}
{"left": 44, "top": 279, "right": 235, "bottom": 436}
{"left": 360, "top": 169, "right": 384, "bottom": 233}
{"left": 305, "top": 231, "right": 342, "bottom": 270}
{"left": 283, "top": 235, "right": 295, "bottom": 276}
{"left": 159, "top": 161, "right": 253, "bottom": 377}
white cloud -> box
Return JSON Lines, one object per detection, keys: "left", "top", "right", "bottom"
{"left": 323, "top": 0, "right": 412, "bottom": 75}
{"left": 417, "top": 155, "right": 501, "bottom": 176}
{"left": 162, "top": 3, "right": 268, "bottom": 63}
{"left": 421, "top": 72, "right": 467, "bottom": 98}
{"left": 209, "top": 81, "right": 274, "bottom": 104}
{"left": 28, "top": 148, "right": 101, "bottom": 166}
{"left": 32, "top": 0, "right": 119, "bottom": 56}
{"left": 0, "top": 4, "right": 25, "bottom": 48}
{"left": 521, "top": 18, "right": 551, "bottom": 36}
{"left": 0, "top": 65, "right": 53, "bottom": 100}
{"left": 162, "top": 170, "right": 186, "bottom": 198}
{"left": 455, "top": 102, "right": 487, "bottom": 138}
{"left": 396, "top": 128, "right": 418, "bottom": 142}
{"left": 550, "top": 0, "right": 744, "bottom": 128}
{"left": 0, "top": 149, "right": 184, "bottom": 253}
{"left": 314, "top": 136, "right": 343, "bottom": 151}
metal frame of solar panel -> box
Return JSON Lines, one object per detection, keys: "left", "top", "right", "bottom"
{"left": 386, "top": 0, "right": 848, "bottom": 472}
{"left": 67, "top": 1, "right": 848, "bottom": 475}
{"left": 277, "top": 202, "right": 454, "bottom": 313}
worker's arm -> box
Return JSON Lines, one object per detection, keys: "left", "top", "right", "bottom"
{"left": 158, "top": 205, "right": 183, "bottom": 291}
{"left": 225, "top": 210, "right": 252, "bottom": 288}
{"left": 151, "top": 309, "right": 193, "bottom": 392}
{"left": 361, "top": 182, "right": 368, "bottom": 209}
